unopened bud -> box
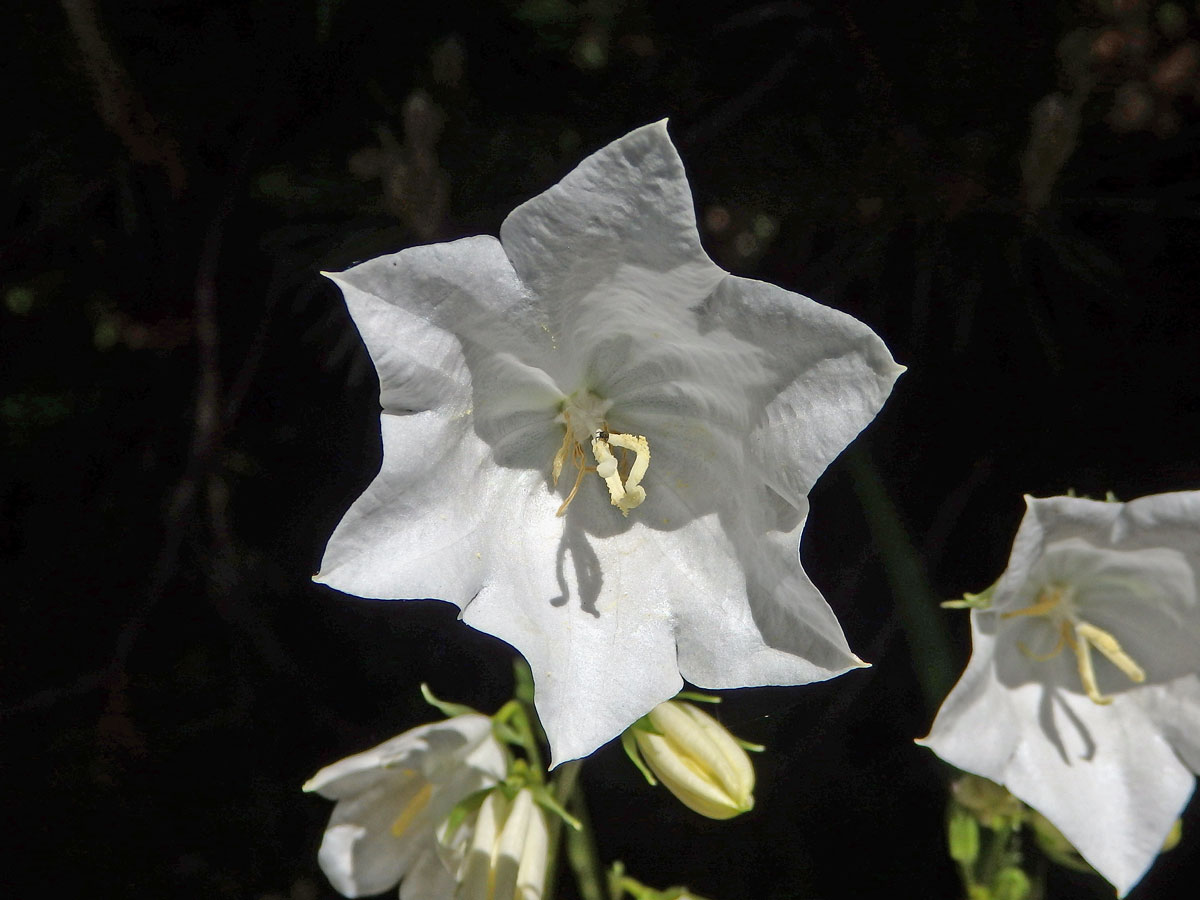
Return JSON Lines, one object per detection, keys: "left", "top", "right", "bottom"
{"left": 631, "top": 701, "right": 755, "bottom": 820}
{"left": 448, "top": 788, "right": 550, "bottom": 900}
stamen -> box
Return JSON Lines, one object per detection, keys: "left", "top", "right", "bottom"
{"left": 1016, "top": 619, "right": 1071, "bottom": 662}
{"left": 551, "top": 425, "right": 574, "bottom": 488}
{"left": 1001, "top": 586, "right": 1066, "bottom": 620}
{"left": 1071, "top": 626, "right": 1112, "bottom": 705}
{"left": 390, "top": 781, "right": 433, "bottom": 836}
{"left": 1076, "top": 622, "right": 1146, "bottom": 686}
{"left": 556, "top": 455, "right": 589, "bottom": 517}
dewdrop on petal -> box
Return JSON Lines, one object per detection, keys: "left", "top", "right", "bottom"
{"left": 626, "top": 700, "right": 756, "bottom": 820}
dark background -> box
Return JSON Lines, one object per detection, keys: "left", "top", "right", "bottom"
{"left": 6, "top": 1, "right": 1200, "bottom": 898}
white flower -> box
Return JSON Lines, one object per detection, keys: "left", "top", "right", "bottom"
{"left": 304, "top": 715, "right": 508, "bottom": 899}
{"left": 439, "top": 788, "right": 550, "bottom": 900}
{"left": 921, "top": 492, "right": 1200, "bottom": 896}
{"left": 316, "top": 120, "right": 903, "bottom": 765}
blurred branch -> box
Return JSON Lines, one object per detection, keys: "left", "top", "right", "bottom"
{"left": 60, "top": 0, "right": 187, "bottom": 194}
{"left": 846, "top": 446, "right": 956, "bottom": 712}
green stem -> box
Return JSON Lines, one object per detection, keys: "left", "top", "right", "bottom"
{"left": 552, "top": 760, "right": 605, "bottom": 900}
{"left": 845, "top": 445, "right": 957, "bottom": 712}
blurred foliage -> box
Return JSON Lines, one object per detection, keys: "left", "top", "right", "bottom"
{"left": 5, "top": 1, "right": 1200, "bottom": 898}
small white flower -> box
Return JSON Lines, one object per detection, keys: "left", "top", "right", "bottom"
{"left": 921, "top": 492, "right": 1200, "bottom": 896}
{"left": 304, "top": 715, "right": 508, "bottom": 899}
{"left": 317, "top": 120, "right": 903, "bottom": 764}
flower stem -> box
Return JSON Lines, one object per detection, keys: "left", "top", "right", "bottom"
{"left": 845, "top": 446, "right": 956, "bottom": 712}
{"left": 550, "top": 760, "right": 605, "bottom": 900}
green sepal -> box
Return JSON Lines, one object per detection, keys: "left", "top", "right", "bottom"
{"left": 675, "top": 691, "right": 720, "bottom": 705}
{"left": 620, "top": 730, "right": 657, "bottom": 786}
{"left": 627, "top": 712, "right": 663, "bottom": 736}
{"left": 441, "top": 785, "right": 495, "bottom": 844}
{"left": 943, "top": 581, "right": 998, "bottom": 610}
{"left": 419, "top": 683, "right": 479, "bottom": 719}
{"left": 530, "top": 783, "right": 582, "bottom": 832}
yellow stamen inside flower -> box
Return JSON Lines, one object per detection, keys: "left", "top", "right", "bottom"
{"left": 553, "top": 398, "right": 651, "bottom": 517}
{"left": 1002, "top": 585, "right": 1146, "bottom": 705}
{"left": 390, "top": 781, "right": 433, "bottom": 836}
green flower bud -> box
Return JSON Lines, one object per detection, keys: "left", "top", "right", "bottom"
{"left": 947, "top": 807, "right": 981, "bottom": 864}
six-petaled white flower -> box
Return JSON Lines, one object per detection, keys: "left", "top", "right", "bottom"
{"left": 316, "top": 120, "right": 902, "bottom": 765}
{"left": 921, "top": 492, "right": 1200, "bottom": 896}
{"left": 304, "top": 715, "right": 508, "bottom": 899}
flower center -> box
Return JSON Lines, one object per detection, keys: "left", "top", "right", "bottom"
{"left": 1001, "top": 584, "right": 1146, "bottom": 705}
{"left": 552, "top": 391, "right": 651, "bottom": 518}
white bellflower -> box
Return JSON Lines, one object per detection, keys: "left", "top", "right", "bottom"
{"left": 921, "top": 492, "right": 1200, "bottom": 895}
{"left": 304, "top": 715, "right": 508, "bottom": 899}
{"left": 317, "top": 121, "right": 903, "bottom": 764}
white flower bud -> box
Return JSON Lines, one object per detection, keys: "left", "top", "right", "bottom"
{"left": 633, "top": 701, "right": 755, "bottom": 820}
{"left": 445, "top": 788, "right": 550, "bottom": 900}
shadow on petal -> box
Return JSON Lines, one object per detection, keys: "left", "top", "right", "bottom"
{"left": 551, "top": 520, "right": 603, "bottom": 617}
{"left": 1037, "top": 682, "right": 1097, "bottom": 765}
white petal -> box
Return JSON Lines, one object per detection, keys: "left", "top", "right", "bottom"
{"left": 458, "top": 489, "right": 685, "bottom": 765}
{"left": 662, "top": 510, "right": 862, "bottom": 688}
{"left": 696, "top": 275, "right": 904, "bottom": 507}
{"left": 316, "top": 782, "right": 417, "bottom": 897}
{"left": 1007, "top": 688, "right": 1193, "bottom": 896}
{"left": 316, "top": 410, "right": 516, "bottom": 603}
{"left": 499, "top": 122, "right": 725, "bottom": 387}
{"left": 457, "top": 791, "right": 508, "bottom": 900}
{"left": 318, "top": 239, "right": 572, "bottom": 601}
{"left": 327, "top": 236, "right": 555, "bottom": 409}
{"left": 919, "top": 614, "right": 1022, "bottom": 782}
{"left": 1136, "top": 674, "right": 1200, "bottom": 774}
{"left": 400, "top": 843, "right": 457, "bottom": 900}
{"left": 491, "top": 789, "right": 536, "bottom": 900}
{"left": 304, "top": 716, "right": 494, "bottom": 799}
{"left": 515, "top": 799, "right": 550, "bottom": 900}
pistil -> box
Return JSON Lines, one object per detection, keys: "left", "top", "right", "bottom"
{"left": 553, "top": 393, "right": 651, "bottom": 517}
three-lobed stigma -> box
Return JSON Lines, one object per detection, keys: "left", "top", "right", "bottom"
{"left": 552, "top": 398, "right": 651, "bottom": 518}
